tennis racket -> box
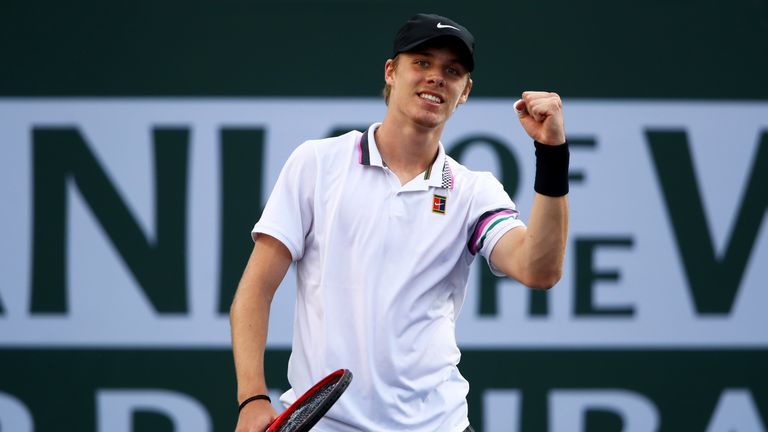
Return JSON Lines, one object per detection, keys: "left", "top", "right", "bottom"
{"left": 266, "top": 368, "right": 353, "bottom": 432}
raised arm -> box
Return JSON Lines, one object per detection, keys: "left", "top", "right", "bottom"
{"left": 231, "top": 234, "right": 292, "bottom": 432}
{"left": 490, "top": 91, "right": 569, "bottom": 289}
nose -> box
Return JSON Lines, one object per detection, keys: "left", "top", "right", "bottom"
{"left": 427, "top": 71, "right": 446, "bottom": 87}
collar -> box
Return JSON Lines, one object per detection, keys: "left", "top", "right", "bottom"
{"left": 357, "top": 123, "right": 454, "bottom": 190}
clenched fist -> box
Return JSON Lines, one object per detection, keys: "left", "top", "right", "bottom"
{"left": 514, "top": 91, "right": 566, "bottom": 146}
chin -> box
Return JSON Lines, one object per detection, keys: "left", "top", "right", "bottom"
{"left": 412, "top": 109, "right": 450, "bottom": 129}
{"left": 412, "top": 116, "right": 443, "bottom": 129}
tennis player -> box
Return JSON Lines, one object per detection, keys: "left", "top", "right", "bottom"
{"left": 231, "top": 13, "right": 569, "bottom": 432}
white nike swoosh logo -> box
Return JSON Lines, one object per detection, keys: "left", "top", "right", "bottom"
{"left": 436, "top": 23, "right": 460, "bottom": 31}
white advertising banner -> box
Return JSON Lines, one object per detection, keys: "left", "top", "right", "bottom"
{"left": 0, "top": 99, "right": 766, "bottom": 348}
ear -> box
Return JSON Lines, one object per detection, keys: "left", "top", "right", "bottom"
{"left": 457, "top": 78, "right": 473, "bottom": 105}
{"left": 384, "top": 59, "right": 396, "bottom": 85}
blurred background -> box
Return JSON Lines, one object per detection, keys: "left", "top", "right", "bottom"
{"left": 1, "top": 0, "right": 767, "bottom": 431}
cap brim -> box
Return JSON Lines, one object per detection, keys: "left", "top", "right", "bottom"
{"left": 396, "top": 35, "right": 474, "bottom": 72}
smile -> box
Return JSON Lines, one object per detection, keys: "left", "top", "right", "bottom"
{"left": 418, "top": 93, "right": 443, "bottom": 104}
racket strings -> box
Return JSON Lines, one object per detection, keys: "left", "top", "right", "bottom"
{"left": 275, "top": 381, "right": 337, "bottom": 431}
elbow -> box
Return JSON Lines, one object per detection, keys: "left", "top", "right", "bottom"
{"left": 229, "top": 295, "right": 240, "bottom": 322}
{"left": 521, "top": 268, "right": 563, "bottom": 290}
{"left": 229, "top": 289, "right": 250, "bottom": 322}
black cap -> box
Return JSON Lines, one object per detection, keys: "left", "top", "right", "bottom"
{"left": 393, "top": 13, "right": 475, "bottom": 72}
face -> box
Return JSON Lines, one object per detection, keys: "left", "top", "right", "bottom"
{"left": 384, "top": 45, "right": 473, "bottom": 129}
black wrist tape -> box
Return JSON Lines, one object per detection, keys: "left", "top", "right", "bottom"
{"left": 534, "top": 141, "right": 570, "bottom": 197}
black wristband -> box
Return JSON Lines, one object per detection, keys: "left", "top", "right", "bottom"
{"left": 534, "top": 141, "right": 570, "bottom": 197}
{"left": 238, "top": 394, "right": 271, "bottom": 413}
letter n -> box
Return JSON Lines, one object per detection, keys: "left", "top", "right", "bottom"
{"left": 31, "top": 127, "right": 189, "bottom": 313}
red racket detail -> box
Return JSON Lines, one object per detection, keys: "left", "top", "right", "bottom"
{"left": 267, "top": 369, "right": 353, "bottom": 432}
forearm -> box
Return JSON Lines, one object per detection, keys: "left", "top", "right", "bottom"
{"left": 521, "top": 192, "right": 569, "bottom": 288}
{"left": 230, "top": 236, "right": 292, "bottom": 403}
{"left": 231, "top": 284, "right": 273, "bottom": 401}
{"left": 511, "top": 91, "right": 569, "bottom": 287}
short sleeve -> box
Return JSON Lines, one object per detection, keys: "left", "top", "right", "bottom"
{"left": 467, "top": 173, "right": 526, "bottom": 276}
{"left": 252, "top": 141, "right": 317, "bottom": 261}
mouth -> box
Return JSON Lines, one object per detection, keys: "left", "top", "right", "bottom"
{"left": 418, "top": 92, "right": 444, "bottom": 104}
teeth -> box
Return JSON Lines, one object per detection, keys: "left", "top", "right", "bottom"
{"left": 419, "top": 93, "right": 442, "bottom": 103}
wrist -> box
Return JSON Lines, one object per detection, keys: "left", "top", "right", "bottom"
{"left": 238, "top": 382, "right": 269, "bottom": 403}
{"left": 534, "top": 141, "right": 569, "bottom": 197}
{"left": 238, "top": 394, "right": 272, "bottom": 413}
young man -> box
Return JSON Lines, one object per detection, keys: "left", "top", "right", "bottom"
{"left": 231, "top": 13, "right": 569, "bottom": 432}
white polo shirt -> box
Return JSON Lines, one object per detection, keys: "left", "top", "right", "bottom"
{"left": 253, "top": 123, "right": 525, "bottom": 432}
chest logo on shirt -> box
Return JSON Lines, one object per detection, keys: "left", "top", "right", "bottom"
{"left": 432, "top": 194, "right": 447, "bottom": 215}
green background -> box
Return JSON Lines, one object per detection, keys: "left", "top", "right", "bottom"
{"left": 1, "top": 349, "right": 766, "bottom": 430}
{"left": 3, "top": 0, "right": 768, "bottom": 99}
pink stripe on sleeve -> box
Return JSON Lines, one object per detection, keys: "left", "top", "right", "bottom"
{"left": 469, "top": 209, "right": 518, "bottom": 254}
{"left": 357, "top": 136, "right": 363, "bottom": 164}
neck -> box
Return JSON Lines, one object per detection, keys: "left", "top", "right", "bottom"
{"left": 375, "top": 113, "right": 443, "bottom": 181}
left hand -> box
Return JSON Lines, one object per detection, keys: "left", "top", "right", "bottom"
{"left": 514, "top": 91, "right": 566, "bottom": 145}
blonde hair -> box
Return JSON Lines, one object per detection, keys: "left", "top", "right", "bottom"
{"left": 382, "top": 56, "right": 401, "bottom": 105}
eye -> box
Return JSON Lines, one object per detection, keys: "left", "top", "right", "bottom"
{"left": 415, "top": 60, "right": 429, "bottom": 68}
{"left": 446, "top": 67, "right": 459, "bottom": 76}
